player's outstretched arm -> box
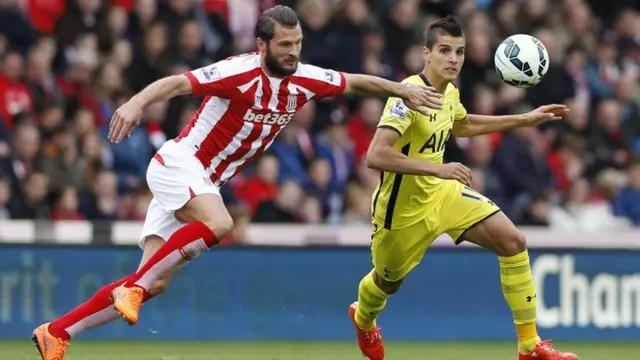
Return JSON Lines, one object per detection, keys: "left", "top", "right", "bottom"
{"left": 108, "top": 75, "right": 193, "bottom": 143}
{"left": 343, "top": 74, "right": 443, "bottom": 113}
{"left": 128, "top": 75, "right": 193, "bottom": 109}
{"left": 453, "top": 104, "right": 569, "bottom": 138}
{"left": 367, "top": 127, "right": 472, "bottom": 185}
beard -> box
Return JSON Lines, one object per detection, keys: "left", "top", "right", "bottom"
{"left": 265, "top": 46, "right": 298, "bottom": 77}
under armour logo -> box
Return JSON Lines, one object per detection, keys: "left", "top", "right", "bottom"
{"left": 526, "top": 294, "right": 537, "bottom": 302}
{"left": 429, "top": 113, "right": 437, "bottom": 122}
{"left": 383, "top": 268, "right": 391, "bottom": 279}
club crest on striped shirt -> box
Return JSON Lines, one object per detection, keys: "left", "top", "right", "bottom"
{"left": 253, "top": 94, "right": 262, "bottom": 109}
{"left": 286, "top": 94, "right": 297, "bottom": 112}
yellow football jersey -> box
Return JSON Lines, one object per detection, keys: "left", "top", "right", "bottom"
{"left": 371, "top": 73, "right": 468, "bottom": 230}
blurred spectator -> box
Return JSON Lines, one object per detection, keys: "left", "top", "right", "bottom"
{"left": 104, "top": 109, "right": 152, "bottom": 194}
{"left": 356, "top": 159, "right": 380, "bottom": 195}
{"left": 466, "top": 135, "right": 506, "bottom": 209}
{"left": 586, "top": 99, "right": 630, "bottom": 177}
{"left": 343, "top": 182, "right": 371, "bottom": 224}
{"left": 586, "top": 32, "right": 622, "bottom": 99}
{"left": 271, "top": 121, "right": 310, "bottom": 185}
{"left": 615, "top": 75, "right": 640, "bottom": 148}
{"left": 332, "top": 0, "right": 370, "bottom": 73}
{"left": 547, "top": 134, "right": 585, "bottom": 192}
{"left": 290, "top": 100, "right": 317, "bottom": 162}
{"left": 79, "top": 169, "right": 118, "bottom": 220}
{"left": 0, "top": 173, "right": 10, "bottom": 219}
{"left": 85, "top": 61, "right": 122, "bottom": 127}
{"left": 253, "top": 180, "right": 303, "bottom": 223}
{"left": 74, "top": 107, "right": 97, "bottom": 139}
{"left": 129, "top": 184, "right": 152, "bottom": 221}
{"left": 172, "top": 19, "right": 207, "bottom": 69}
{"left": 524, "top": 28, "right": 575, "bottom": 107}
{"left": 2, "top": 121, "right": 40, "bottom": 191}
{"left": 54, "top": 0, "right": 108, "bottom": 53}
{"left": 613, "top": 162, "right": 640, "bottom": 226}
{"left": 144, "top": 101, "right": 168, "bottom": 152}
{"left": 39, "top": 103, "right": 65, "bottom": 138}
{"left": 127, "top": 21, "right": 170, "bottom": 93}
{"left": 78, "top": 131, "right": 111, "bottom": 188}
{"left": 38, "top": 124, "right": 83, "bottom": 192}
{"left": 51, "top": 186, "right": 84, "bottom": 220}
{"left": 0, "top": 0, "right": 36, "bottom": 54}
{"left": 158, "top": 0, "right": 197, "bottom": 50}
{"left": 103, "top": 5, "right": 128, "bottom": 52}
{"left": 235, "top": 153, "right": 279, "bottom": 214}
{"left": 127, "top": 0, "right": 158, "bottom": 49}
{"left": 298, "top": 195, "right": 323, "bottom": 224}
{"left": 592, "top": 168, "right": 627, "bottom": 203}
{"left": 362, "top": 24, "right": 394, "bottom": 79}
{"left": 492, "top": 127, "right": 554, "bottom": 222}
{"left": 316, "top": 116, "right": 355, "bottom": 193}
{"left": 559, "top": 98, "right": 590, "bottom": 139}
{"left": 563, "top": 42, "right": 591, "bottom": 107}
{"left": 297, "top": 0, "right": 334, "bottom": 69}
{"left": 551, "top": 177, "right": 629, "bottom": 231}
{"left": 8, "top": 171, "right": 50, "bottom": 219}
{"left": 0, "top": 51, "right": 34, "bottom": 126}
{"left": 25, "top": 46, "right": 65, "bottom": 113}
{"left": 348, "top": 98, "right": 383, "bottom": 165}
{"left": 383, "top": 0, "right": 419, "bottom": 71}
{"left": 306, "top": 157, "right": 343, "bottom": 223}
{"left": 459, "top": 34, "right": 494, "bottom": 106}
{"left": 519, "top": 190, "right": 550, "bottom": 226}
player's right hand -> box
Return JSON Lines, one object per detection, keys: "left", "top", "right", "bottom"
{"left": 433, "top": 162, "right": 472, "bottom": 185}
{"left": 402, "top": 84, "right": 444, "bottom": 115}
{"left": 108, "top": 101, "right": 144, "bottom": 143}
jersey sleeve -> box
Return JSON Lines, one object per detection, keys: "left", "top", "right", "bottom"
{"left": 184, "top": 59, "right": 240, "bottom": 97}
{"left": 453, "top": 88, "right": 468, "bottom": 121}
{"left": 378, "top": 97, "right": 416, "bottom": 136}
{"left": 293, "top": 64, "right": 346, "bottom": 99}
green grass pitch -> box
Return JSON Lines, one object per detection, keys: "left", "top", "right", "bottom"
{"left": 3, "top": 340, "right": 639, "bottom": 360}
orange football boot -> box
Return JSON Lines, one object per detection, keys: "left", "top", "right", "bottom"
{"left": 519, "top": 340, "right": 578, "bottom": 360}
{"left": 109, "top": 285, "right": 144, "bottom": 325}
{"left": 31, "top": 323, "right": 69, "bottom": 360}
{"left": 349, "top": 302, "right": 385, "bottom": 360}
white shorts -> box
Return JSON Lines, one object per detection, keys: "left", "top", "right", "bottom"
{"left": 139, "top": 141, "right": 220, "bottom": 248}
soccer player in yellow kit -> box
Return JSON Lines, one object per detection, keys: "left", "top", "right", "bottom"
{"left": 348, "top": 16, "right": 577, "bottom": 360}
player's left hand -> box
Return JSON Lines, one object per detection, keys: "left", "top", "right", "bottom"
{"left": 403, "top": 84, "right": 444, "bottom": 115}
{"left": 523, "top": 104, "right": 570, "bottom": 126}
{"left": 108, "top": 101, "right": 144, "bottom": 143}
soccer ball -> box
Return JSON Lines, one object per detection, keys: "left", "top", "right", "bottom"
{"left": 494, "top": 34, "right": 549, "bottom": 88}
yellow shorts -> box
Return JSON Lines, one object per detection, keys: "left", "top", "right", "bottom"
{"left": 370, "top": 180, "right": 500, "bottom": 282}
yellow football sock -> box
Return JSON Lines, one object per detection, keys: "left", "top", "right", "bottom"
{"left": 355, "top": 270, "right": 389, "bottom": 330}
{"left": 498, "top": 250, "right": 541, "bottom": 353}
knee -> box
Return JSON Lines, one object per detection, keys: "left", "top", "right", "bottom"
{"left": 495, "top": 231, "right": 527, "bottom": 257}
{"left": 372, "top": 272, "right": 403, "bottom": 295}
{"left": 148, "top": 276, "right": 171, "bottom": 296}
{"left": 201, "top": 215, "right": 234, "bottom": 240}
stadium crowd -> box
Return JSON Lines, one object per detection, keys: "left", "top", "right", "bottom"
{"left": 0, "top": 0, "right": 639, "bottom": 239}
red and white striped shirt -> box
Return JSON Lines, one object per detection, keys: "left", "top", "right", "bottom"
{"left": 176, "top": 52, "right": 346, "bottom": 186}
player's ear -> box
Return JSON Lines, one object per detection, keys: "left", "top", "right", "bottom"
{"left": 256, "top": 38, "right": 267, "bottom": 52}
{"left": 422, "top": 46, "right": 430, "bottom": 63}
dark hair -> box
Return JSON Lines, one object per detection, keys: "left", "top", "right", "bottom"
{"left": 425, "top": 16, "right": 464, "bottom": 49}
{"left": 254, "top": 5, "right": 300, "bottom": 42}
